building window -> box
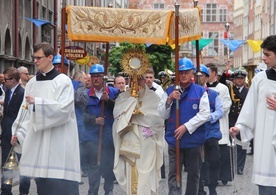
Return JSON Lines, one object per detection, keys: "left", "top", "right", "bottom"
{"left": 208, "top": 32, "right": 219, "bottom": 56}
{"left": 206, "top": 4, "right": 217, "bottom": 22}
{"left": 153, "top": 3, "right": 165, "bottom": 9}
{"left": 198, "top": 5, "right": 204, "bottom": 22}
{"left": 49, "top": 11, "right": 53, "bottom": 21}
{"left": 220, "top": 8, "right": 227, "bottom": 22}
{"left": 42, "top": 7, "right": 46, "bottom": 19}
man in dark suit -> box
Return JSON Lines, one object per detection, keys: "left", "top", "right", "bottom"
{"left": 228, "top": 69, "right": 249, "bottom": 175}
{"left": 0, "top": 67, "right": 30, "bottom": 195}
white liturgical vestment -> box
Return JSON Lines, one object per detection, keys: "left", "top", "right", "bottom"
{"left": 12, "top": 74, "right": 81, "bottom": 182}
{"left": 113, "top": 87, "right": 164, "bottom": 195}
{"left": 235, "top": 71, "right": 276, "bottom": 187}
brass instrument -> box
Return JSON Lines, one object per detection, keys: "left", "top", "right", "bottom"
{"left": 161, "top": 69, "right": 174, "bottom": 90}
{"left": 2, "top": 103, "right": 28, "bottom": 185}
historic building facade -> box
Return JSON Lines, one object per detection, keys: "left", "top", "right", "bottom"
{"left": 0, "top": 1, "right": 57, "bottom": 73}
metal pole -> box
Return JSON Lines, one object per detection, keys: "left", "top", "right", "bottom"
{"left": 225, "top": 23, "right": 230, "bottom": 65}
{"left": 194, "top": 38, "right": 201, "bottom": 84}
{"left": 194, "top": 0, "right": 201, "bottom": 84}
{"left": 174, "top": 1, "right": 181, "bottom": 188}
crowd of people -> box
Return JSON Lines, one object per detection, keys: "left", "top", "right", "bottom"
{"left": 0, "top": 35, "right": 275, "bottom": 195}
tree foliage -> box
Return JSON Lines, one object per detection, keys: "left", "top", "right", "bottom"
{"left": 106, "top": 43, "right": 174, "bottom": 77}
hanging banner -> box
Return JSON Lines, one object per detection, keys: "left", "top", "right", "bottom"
{"left": 247, "top": 40, "right": 263, "bottom": 53}
{"left": 221, "top": 39, "right": 246, "bottom": 52}
{"left": 191, "top": 38, "right": 213, "bottom": 50}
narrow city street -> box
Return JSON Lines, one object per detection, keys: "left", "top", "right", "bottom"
{"left": 9, "top": 151, "right": 258, "bottom": 195}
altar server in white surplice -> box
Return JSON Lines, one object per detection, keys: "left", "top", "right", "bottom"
{"left": 113, "top": 76, "right": 164, "bottom": 195}
{"left": 11, "top": 42, "right": 81, "bottom": 195}
{"left": 230, "top": 35, "right": 276, "bottom": 195}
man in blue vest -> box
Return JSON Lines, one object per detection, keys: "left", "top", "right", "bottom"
{"left": 83, "top": 64, "right": 119, "bottom": 195}
{"left": 197, "top": 65, "right": 224, "bottom": 195}
{"left": 158, "top": 58, "right": 210, "bottom": 195}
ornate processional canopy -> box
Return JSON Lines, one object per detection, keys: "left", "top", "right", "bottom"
{"left": 66, "top": 6, "right": 202, "bottom": 45}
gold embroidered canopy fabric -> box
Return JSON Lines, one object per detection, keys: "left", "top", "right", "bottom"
{"left": 170, "top": 8, "right": 202, "bottom": 44}
{"left": 66, "top": 6, "right": 201, "bottom": 45}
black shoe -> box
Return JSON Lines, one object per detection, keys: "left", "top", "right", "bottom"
{"left": 209, "top": 188, "right": 217, "bottom": 195}
{"left": 198, "top": 191, "right": 207, "bottom": 195}
{"left": 237, "top": 170, "right": 243, "bottom": 175}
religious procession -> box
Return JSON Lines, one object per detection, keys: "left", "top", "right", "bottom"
{"left": 1, "top": 1, "right": 276, "bottom": 195}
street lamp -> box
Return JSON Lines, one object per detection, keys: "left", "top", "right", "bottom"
{"left": 108, "top": 2, "right": 113, "bottom": 8}
{"left": 193, "top": 0, "right": 199, "bottom": 7}
{"left": 225, "top": 22, "right": 230, "bottom": 32}
{"left": 225, "top": 22, "right": 230, "bottom": 63}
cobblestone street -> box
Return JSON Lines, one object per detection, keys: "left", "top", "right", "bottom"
{"left": 9, "top": 151, "right": 257, "bottom": 195}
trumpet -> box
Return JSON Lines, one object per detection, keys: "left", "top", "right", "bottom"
{"left": 2, "top": 102, "right": 28, "bottom": 185}
{"left": 161, "top": 69, "right": 175, "bottom": 90}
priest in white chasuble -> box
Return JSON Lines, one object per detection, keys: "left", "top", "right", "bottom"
{"left": 11, "top": 42, "right": 81, "bottom": 195}
{"left": 113, "top": 76, "right": 164, "bottom": 195}
{"left": 230, "top": 35, "right": 276, "bottom": 195}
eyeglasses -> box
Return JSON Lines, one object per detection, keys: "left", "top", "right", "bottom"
{"left": 179, "top": 70, "right": 192, "bottom": 75}
{"left": 22, "top": 73, "right": 29, "bottom": 76}
{"left": 4, "top": 78, "right": 13, "bottom": 82}
{"left": 32, "top": 55, "right": 46, "bottom": 61}
{"left": 91, "top": 74, "right": 104, "bottom": 78}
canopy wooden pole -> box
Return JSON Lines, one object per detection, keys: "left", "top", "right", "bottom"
{"left": 174, "top": 1, "right": 181, "bottom": 188}
{"left": 97, "top": 2, "right": 112, "bottom": 164}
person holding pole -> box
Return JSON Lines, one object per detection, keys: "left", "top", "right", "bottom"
{"left": 83, "top": 64, "right": 119, "bottom": 195}
{"left": 158, "top": 57, "right": 210, "bottom": 195}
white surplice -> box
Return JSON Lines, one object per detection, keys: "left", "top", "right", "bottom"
{"left": 235, "top": 71, "right": 276, "bottom": 186}
{"left": 113, "top": 87, "right": 164, "bottom": 195}
{"left": 12, "top": 74, "right": 81, "bottom": 182}
{"left": 209, "top": 83, "right": 232, "bottom": 145}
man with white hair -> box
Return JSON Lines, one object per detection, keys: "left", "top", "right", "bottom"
{"left": 17, "top": 66, "right": 29, "bottom": 87}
